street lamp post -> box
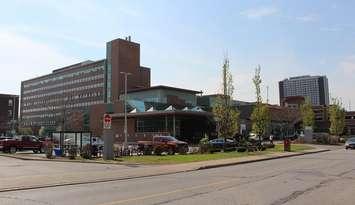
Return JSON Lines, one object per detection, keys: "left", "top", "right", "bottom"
{"left": 120, "top": 72, "right": 131, "bottom": 147}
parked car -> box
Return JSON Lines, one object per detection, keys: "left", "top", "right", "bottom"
{"left": 0, "top": 135, "right": 45, "bottom": 154}
{"left": 345, "top": 137, "right": 355, "bottom": 150}
{"left": 138, "top": 136, "right": 189, "bottom": 155}
{"left": 0, "top": 136, "right": 12, "bottom": 141}
{"left": 208, "top": 138, "right": 237, "bottom": 153}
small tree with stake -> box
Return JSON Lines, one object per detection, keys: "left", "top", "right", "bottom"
{"left": 328, "top": 98, "right": 345, "bottom": 143}
{"left": 251, "top": 65, "right": 270, "bottom": 149}
{"left": 213, "top": 57, "right": 240, "bottom": 139}
{"left": 300, "top": 98, "right": 315, "bottom": 128}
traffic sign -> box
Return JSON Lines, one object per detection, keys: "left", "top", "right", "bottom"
{"left": 103, "top": 114, "right": 112, "bottom": 129}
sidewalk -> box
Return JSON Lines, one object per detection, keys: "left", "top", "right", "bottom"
{"left": 0, "top": 147, "right": 329, "bottom": 193}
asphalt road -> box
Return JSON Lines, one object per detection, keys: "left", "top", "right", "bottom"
{"left": 0, "top": 148, "right": 354, "bottom": 205}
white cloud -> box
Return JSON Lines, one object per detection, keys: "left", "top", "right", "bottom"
{"left": 0, "top": 30, "right": 78, "bottom": 94}
{"left": 296, "top": 14, "right": 318, "bottom": 22}
{"left": 240, "top": 7, "right": 278, "bottom": 19}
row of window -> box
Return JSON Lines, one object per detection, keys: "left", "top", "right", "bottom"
{"left": 22, "top": 92, "right": 103, "bottom": 107}
{"left": 22, "top": 100, "right": 104, "bottom": 114}
{"left": 22, "top": 83, "right": 104, "bottom": 101}
{"left": 23, "top": 74, "right": 104, "bottom": 95}
{"left": 23, "top": 65, "right": 104, "bottom": 88}
{"left": 22, "top": 121, "right": 56, "bottom": 126}
{"left": 22, "top": 112, "right": 61, "bottom": 120}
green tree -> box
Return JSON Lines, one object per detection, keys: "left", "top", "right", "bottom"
{"left": 18, "top": 127, "right": 33, "bottom": 135}
{"left": 300, "top": 98, "right": 315, "bottom": 128}
{"left": 39, "top": 126, "right": 55, "bottom": 137}
{"left": 328, "top": 98, "right": 345, "bottom": 136}
{"left": 213, "top": 57, "right": 240, "bottom": 138}
{"left": 251, "top": 65, "right": 270, "bottom": 144}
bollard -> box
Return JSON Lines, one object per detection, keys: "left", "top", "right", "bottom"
{"left": 284, "top": 138, "right": 291, "bottom": 152}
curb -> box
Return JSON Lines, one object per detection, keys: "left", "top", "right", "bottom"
{"left": 197, "top": 149, "right": 330, "bottom": 170}
{"left": 0, "top": 154, "right": 138, "bottom": 166}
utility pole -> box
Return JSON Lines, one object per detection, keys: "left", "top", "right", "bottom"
{"left": 266, "top": 85, "right": 269, "bottom": 104}
{"left": 120, "top": 72, "right": 131, "bottom": 147}
{"left": 11, "top": 95, "right": 16, "bottom": 136}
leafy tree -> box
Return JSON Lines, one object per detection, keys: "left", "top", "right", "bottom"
{"left": 300, "top": 98, "right": 315, "bottom": 128}
{"left": 213, "top": 57, "right": 240, "bottom": 138}
{"left": 328, "top": 98, "right": 345, "bottom": 136}
{"left": 38, "top": 127, "right": 46, "bottom": 137}
{"left": 18, "top": 127, "right": 33, "bottom": 135}
{"left": 251, "top": 66, "right": 270, "bottom": 143}
{"left": 39, "top": 126, "right": 55, "bottom": 137}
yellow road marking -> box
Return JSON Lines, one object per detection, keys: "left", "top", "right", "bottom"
{"left": 98, "top": 178, "right": 239, "bottom": 205}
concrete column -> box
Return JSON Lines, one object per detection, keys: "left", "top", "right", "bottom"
{"left": 304, "top": 126, "right": 313, "bottom": 143}
{"left": 173, "top": 114, "right": 176, "bottom": 137}
{"left": 103, "top": 129, "right": 114, "bottom": 160}
{"left": 165, "top": 115, "right": 168, "bottom": 133}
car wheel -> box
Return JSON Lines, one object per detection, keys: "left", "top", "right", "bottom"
{"left": 9, "top": 147, "right": 17, "bottom": 154}
{"left": 167, "top": 147, "right": 175, "bottom": 155}
{"left": 154, "top": 147, "right": 162, "bottom": 155}
{"left": 33, "top": 149, "right": 39, "bottom": 154}
{"left": 178, "top": 145, "right": 188, "bottom": 155}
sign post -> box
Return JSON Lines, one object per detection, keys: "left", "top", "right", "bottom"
{"left": 103, "top": 114, "right": 114, "bottom": 160}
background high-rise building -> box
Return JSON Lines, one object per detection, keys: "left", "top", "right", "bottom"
{"left": 279, "top": 75, "right": 329, "bottom": 106}
{"left": 0, "top": 94, "right": 19, "bottom": 136}
{"left": 20, "top": 37, "right": 150, "bottom": 131}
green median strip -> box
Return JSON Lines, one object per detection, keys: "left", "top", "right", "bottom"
{"left": 0, "top": 144, "right": 314, "bottom": 165}
{"left": 120, "top": 144, "right": 314, "bottom": 165}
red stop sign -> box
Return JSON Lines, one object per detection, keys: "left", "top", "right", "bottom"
{"left": 104, "top": 114, "right": 112, "bottom": 123}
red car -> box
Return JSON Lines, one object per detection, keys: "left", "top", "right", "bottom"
{"left": 0, "top": 135, "right": 45, "bottom": 154}
{"left": 138, "top": 136, "right": 189, "bottom": 155}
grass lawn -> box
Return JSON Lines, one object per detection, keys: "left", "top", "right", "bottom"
{"left": 121, "top": 144, "right": 314, "bottom": 165}
{"left": 270, "top": 144, "right": 314, "bottom": 152}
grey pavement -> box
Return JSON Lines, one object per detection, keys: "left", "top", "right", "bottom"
{"left": 0, "top": 147, "right": 354, "bottom": 205}
{"left": 0, "top": 146, "right": 329, "bottom": 192}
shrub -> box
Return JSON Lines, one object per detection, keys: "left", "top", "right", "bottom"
{"left": 44, "top": 142, "right": 54, "bottom": 159}
{"left": 314, "top": 133, "right": 339, "bottom": 145}
{"left": 199, "top": 136, "right": 210, "bottom": 154}
{"left": 329, "top": 135, "right": 339, "bottom": 145}
{"left": 80, "top": 144, "right": 92, "bottom": 159}
{"left": 68, "top": 146, "right": 77, "bottom": 160}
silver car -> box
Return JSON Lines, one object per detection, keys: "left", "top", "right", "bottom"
{"left": 345, "top": 137, "right": 355, "bottom": 150}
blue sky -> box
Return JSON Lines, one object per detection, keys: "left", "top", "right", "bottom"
{"left": 1, "top": 0, "right": 354, "bottom": 107}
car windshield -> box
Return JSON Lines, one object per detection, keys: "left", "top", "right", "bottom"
{"left": 347, "top": 138, "right": 355, "bottom": 142}
{"left": 165, "top": 136, "right": 178, "bottom": 141}
{"left": 211, "top": 139, "right": 224, "bottom": 143}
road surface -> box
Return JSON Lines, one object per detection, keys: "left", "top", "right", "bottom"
{"left": 0, "top": 148, "right": 354, "bottom": 205}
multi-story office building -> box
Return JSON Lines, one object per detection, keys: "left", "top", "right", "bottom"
{"left": 21, "top": 37, "right": 150, "bottom": 131}
{"left": 0, "top": 94, "right": 19, "bottom": 136}
{"left": 279, "top": 75, "right": 329, "bottom": 106}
